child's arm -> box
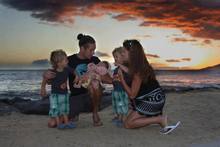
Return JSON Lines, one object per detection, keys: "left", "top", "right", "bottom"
{"left": 101, "top": 73, "right": 113, "bottom": 84}
{"left": 118, "top": 69, "right": 141, "bottom": 99}
{"left": 40, "top": 78, "right": 47, "bottom": 97}
{"left": 116, "top": 63, "right": 128, "bottom": 73}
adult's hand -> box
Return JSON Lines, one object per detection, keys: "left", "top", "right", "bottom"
{"left": 43, "top": 70, "right": 56, "bottom": 81}
{"left": 113, "top": 74, "right": 120, "bottom": 81}
{"left": 81, "top": 74, "right": 89, "bottom": 83}
{"left": 60, "top": 83, "right": 67, "bottom": 90}
{"left": 114, "top": 62, "right": 120, "bottom": 66}
{"left": 117, "top": 69, "right": 124, "bottom": 82}
{"left": 73, "top": 74, "right": 80, "bottom": 84}
{"left": 101, "top": 73, "right": 113, "bottom": 84}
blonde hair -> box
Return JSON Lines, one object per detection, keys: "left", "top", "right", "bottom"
{"left": 112, "top": 46, "right": 123, "bottom": 56}
{"left": 50, "top": 49, "right": 67, "bottom": 69}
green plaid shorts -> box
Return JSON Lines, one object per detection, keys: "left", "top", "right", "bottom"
{"left": 112, "top": 90, "right": 129, "bottom": 115}
{"left": 49, "top": 93, "right": 69, "bottom": 117}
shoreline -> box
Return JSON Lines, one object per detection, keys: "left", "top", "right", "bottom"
{"left": 1, "top": 89, "right": 220, "bottom": 147}
{"left": 1, "top": 86, "right": 220, "bottom": 100}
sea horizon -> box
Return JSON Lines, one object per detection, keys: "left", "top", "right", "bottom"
{"left": 0, "top": 68, "right": 219, "bottom": 101}
{"left": 0, "top": 62, "right": 219, "bottom": 71}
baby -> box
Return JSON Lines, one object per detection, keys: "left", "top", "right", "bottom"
{"left": 74, "top": 61, "right": 110, "bottom": 89}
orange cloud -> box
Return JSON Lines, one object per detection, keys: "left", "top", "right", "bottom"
{"left": 2, "top": 0, "right": 220, "bottom": 39}
{"left": 203, "top": 39, "right": 212, "bottom": 44}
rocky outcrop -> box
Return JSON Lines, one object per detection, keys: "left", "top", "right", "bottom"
{"left": 0, "top": 94, "right": 112, "bottom": 115}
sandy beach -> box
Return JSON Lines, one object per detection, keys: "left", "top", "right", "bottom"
{"left": 1, "top": 89, "right": 220, "bottom": 147}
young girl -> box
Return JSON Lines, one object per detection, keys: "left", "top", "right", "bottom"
{"left": 118, "top": 40, "right": 180, "bottom": 134}
{"left": 40, "top": 49, "right": 76, "bottom": 129}
{"left": 111, "top": 47, "right": 129, "bottom": 127}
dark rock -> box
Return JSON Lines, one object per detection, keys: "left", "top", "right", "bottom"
{"left": 14, "top": 98, "right": 50, "bottom": 115}
{"left": 0, "top": 94, "right": 112, "bottom": 115}
{"left": 0, "top": 102, "right": 19, "bottom": 116}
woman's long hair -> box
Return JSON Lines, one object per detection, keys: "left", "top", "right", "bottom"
{"left": 123, "top": 39, "right": 156, "bottom": 83}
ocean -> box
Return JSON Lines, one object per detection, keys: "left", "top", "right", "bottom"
{"left": 0, "top": 69, "right": 219, "bottom": 100}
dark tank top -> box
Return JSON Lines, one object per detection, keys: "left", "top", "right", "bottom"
{"left": 137, "top": 79, "right": 161, "bottom": 97}
{"left": 125, "top": 75, "right": 161, "bottom": 96}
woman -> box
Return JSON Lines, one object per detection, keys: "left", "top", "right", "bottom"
{"left": 118, "top": 39, "right": 180, "bottom": 134}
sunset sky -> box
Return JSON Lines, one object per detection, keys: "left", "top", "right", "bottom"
{"left": 1, "top": 0, "right": 220, "bottom": 69}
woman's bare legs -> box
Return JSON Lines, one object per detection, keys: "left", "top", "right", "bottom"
{"left": 124, "top": 110, "right": 167, "bottom": 129}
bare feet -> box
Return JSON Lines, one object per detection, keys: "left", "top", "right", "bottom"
{"left": 93, "top": 115, "right": 103, "bottom": 127}
{"left": 93, "top": 120, "right": 103, "bottom": 127}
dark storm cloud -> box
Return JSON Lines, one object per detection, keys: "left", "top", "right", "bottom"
{"left": 1, "top": 0, "right": 220, "bottom": 40}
